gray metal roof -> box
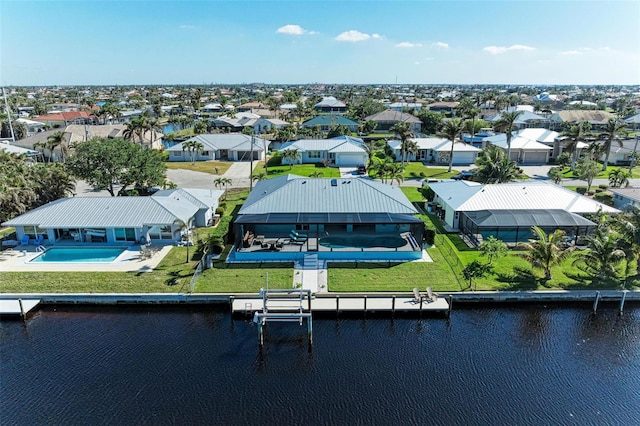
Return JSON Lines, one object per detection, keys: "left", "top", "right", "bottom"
{"left": 3, "top": 197, "right": 199, "bottom": 228}
{"left": 153, "top": 188, "right": 224, "bottom": 208}
{"left": 464, "top": 209, "right": 595, "bottom": 228}
{"left": 365, "top": 109, "right": 422, "bottom": 123}
{"left": 239, "top": 175, "right": 417, "bottom": 215}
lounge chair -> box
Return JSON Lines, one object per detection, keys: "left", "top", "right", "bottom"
{"left": 21, "top": 235, "right": 30, "bottom": 246}
{"left": 288, "top": 232, "right": 307, "bottom": 244}
{"left": 426, "top": 287, "right": 438, "bottom": 303}
{"left": 290, "top": 230, "right": 308, "bottom": 239}
{"left": 413, "top": 288, "right": 423, "bottom": 303}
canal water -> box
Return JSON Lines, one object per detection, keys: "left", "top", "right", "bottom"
{"left": 1, "top": 304, "right": 639, "bottom": 425}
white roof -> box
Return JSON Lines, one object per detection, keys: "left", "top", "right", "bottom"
{"left": 485, "top": 128, "right": 556, "bottom": 151}
{"left": 388, "top": 137, "right": 480, "bottom": 152}
{"left": 0, "top": 141, "right": 39, "bottom": 156}
{"left": 281, "top": 138, "right": 366, "bottom": 154}
{"left": 16, "top": 118, "right": 45, "bottom": 126}
{"left": 430, "top": 180, "right": 619, "bottom": 214}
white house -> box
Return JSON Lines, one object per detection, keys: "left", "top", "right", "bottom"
{"left": 279, "top": 136, "right": 367, "bottom": 167}
{"left": 388, "top": 137, "right": 480, "bottom": 165}
{"left": 167, "top": 134, "right": 269, "bottom": 162}
{"left": 15, "top": 118, "right": 46, "bottom": 136}
{"left": 610, "top": 188, "right": 640, "bottom": 210}
{"left": 484, "top": 128, "right": 554, "bottom": 163}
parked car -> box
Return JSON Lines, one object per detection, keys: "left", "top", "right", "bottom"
{"left": 452, "top": 170, "right": 474, "bottom": 180}
{"left": 357, "top": 165, "right": 367, "bottom": 175}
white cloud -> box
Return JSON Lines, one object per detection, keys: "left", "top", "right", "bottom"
{"left": 432, "top": 42, "right": 449, "bottom": 49}
{"left": 396, "top": 42, "right": 422, "bottom": 48}
{"left": 483, "top": 44, "right": 535, "bottom": 55}
{"left": 276, "top": 24, "right": 315, "bottom": 36}
{"left": 560, "top": 50, "right": 582, "bottom": 56}
{"left": 335, "top": 30, "right": 383, "bottom": 42}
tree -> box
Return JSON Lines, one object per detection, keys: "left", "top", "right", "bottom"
{"left": 479, "top": 236, "right": 508, "bottom": 265}
{"left": 66, "top": 137, "right": 166, "bottom": 196}
{"left": 417, "top": 110, "right": 444, "bottom": 135}
{"left": 281, "top": 148, "right": 301, "bottom": 169}
{"left": 493, "top": 110, "right": 524, "bottom": 161}
{"left": 182, "top": 140, "right": 204, "bottom": 163}
{"left": 548, "top": 167, "right": 564, "bottom": 184}
{"left": 458, "top": 98, "right": 480, "bottom": 143}
{"left": 462, "top": 260, "right": 492, "bottom": 291}
{"left": 194, "top": 120, "right": 209, "bottom": 135}
{"left": 573, "top": 230, "right": 626, "bottom": 281}
{"left": 600, "top": 118, "right": 627, "bottom": 170}
{"left": 608, "top": 168, "right": 630, "bottom": 188}
{"left": 252, "top": 172, "right": 267, "bottom": 181}
{"left": 214, "top": 177, "right": 232, "bottom": 200}
{"left": 518, "top": 226, "right": 573, "bottom": 281}
{"left": 174, "top": 218, "right": 194, "bottom": 263}
{"left": 561, "top": 121, "right": 591, "bottom": 171}
{"left": 439, "top": 118, "right": 465, "bottom": 172}
{"left": 390, "top": 122, "right": 413, "bottom": 167}
{"left": 123, "top": 117, "right": 148, "bottom": 145}
{"left": 47, "top": 131, "right": 68, "bottom": 162}
{"left": 574, "top": 158, "right": 601, "bottom": 191}
{"left": 309, "top": 171, "right": 324, "bottom": 178}
{"left": 474, "top": 144, "right": 521, "bottom": 183}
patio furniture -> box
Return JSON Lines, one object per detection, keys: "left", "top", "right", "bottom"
{"left": 290, "top": 230, "right": 308, "bottom": 239}
{"left": 426, "top": 287, "right": 438, "bottom": 303}
{"left": 31, "top": 235, "right": 44, "bottom": 246}
{"left": 21, "top": 235, "right": 30, "bottom": 246}
{"left": 413, "top": 288, "right": 423, "bottom": 303}
{"left": 288, "top": 232, "right": 307, "bottom": 243}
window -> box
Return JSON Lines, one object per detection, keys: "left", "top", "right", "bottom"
{"left": 308, "top": 151, "right": 321, "bottom": 159}
{"left": 115, "top": 228, "right": 136, "bottom": 242}
{"left": 174, "top": 151, "right": 182, "bottom": 157}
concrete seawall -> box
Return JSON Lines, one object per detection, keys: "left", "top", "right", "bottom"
{"left": 1, "top": 290, "right": 638, "bottom": 306}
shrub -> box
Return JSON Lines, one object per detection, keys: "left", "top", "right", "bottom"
{"left": 587, "top": 190, "right": 595, "bottom": 196}
{"left": 598, "top": 184, "right": 609, "bottom": 190}
{"left": 594, "top": 193, "right": 613, "bottom": 206}
{"left": 424, "top": 229, "right": 435, "bottom": 246}
{"left": 419, "top": 185, "right": 435, "bottom": 201}
{"left": 576, "top": 187, "right": 588, "bottom": 195}
{"left": 595, "top": 188, "right": 603, "bottom": 193}
{"left": 215, "top": 207, "right": 225, "bottom": 216}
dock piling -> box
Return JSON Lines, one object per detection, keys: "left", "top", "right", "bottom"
{"left": 447, "top": 295, "right": 453, "bottom": 318}
{"left": 363, "top": 295, "right": 367, "bottom": 316}
{"left": 308, "top": 317, "right": 313, "bottom": 345}
{"left": 18, "top": 298, "right": 25, "bottom": 322}
{"left": 336, "top": 295, "right": 340, "bottom": 314}
{"left": 619, "top": 291, "right": 627, "bottom": 315}
{"left": 593, "top": 291, "right": 600, "bottom": 314}
{"left": 391, "top": 296, "right": 396, "bottom": 315}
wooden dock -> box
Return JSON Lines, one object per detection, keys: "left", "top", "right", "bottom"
{"left": 232, "top": 295, "right": 450, "bottom": 315}
{"left": 0, "top": 299, "right": 41, "bottom": 319}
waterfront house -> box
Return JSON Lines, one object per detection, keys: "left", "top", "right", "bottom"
{"left": 167, "top": 134, "right": 268, "bottom": 162}
{"left": 387, "top": 137, "right": 479, "bottom": 164}
{"left": 2, "top": 188, "right": 223, "bottom": 245}
{"left": 364, "top": 109, "right": 422, "bottom": 133}
{"left": 32, "top": 111, "right": 95, "bottom": 127}
{"left": 314, "top": 97, "right": 347, "bottom": 114}
{"left": 279, "top": 136, "right": 367, "bottom": 167}
{"left": 426, "top": 102, "right": 459, "bottom": 116}
{"left": 230, "top": 174, "right": 425, "bottom": 262}
{"left": 428, "top": 180, "right": 619, "bottom": 245}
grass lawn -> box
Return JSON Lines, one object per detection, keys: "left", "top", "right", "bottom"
{"left": 195, "top": 262, "right": 294, "bottom": 292}
{"left": 0, "top": 247, "right": 199, "bottom": 293}
{"left": 254, "top": 163, "right": 341, "bottom": 178}
{"left": 402, "top": 162, "right": 458, "bottom": 179}
{"left": 559, "top": 165, "right": 640, "bottom": 179}
{"left": 0, "top": 227, "right": 15, "bottom": 239}
{"left": 165, "top": 161, "right": 233, "bottom": 175}
{"left": 400, "top": 187, "right": 425, "bottom": 203}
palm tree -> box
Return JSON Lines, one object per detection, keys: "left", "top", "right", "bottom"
{"left": 493, "top": 110, "right": 524, "bottom": 161}
{"left": 182, "top": 140, "right": 204, "bottom": 163}
{"left": 518, "top": 226, "right": 573, "bottom": 281}
{"left": 573, "top": 230, "right": 626, "bottom": 281}
{"left": 43, "top": 131, "right": 67, "bottom": 162}
{"left": 600, "top": 118, "right": 627, "bottom": 170}
{"left": 388, "top": 163, "right": 405, "bottom": 186}
{"left": 390, "top": 122, "right": 413, "bottom": 167}
{"left": 474, "top": 145, "right": 521, "bottom": 183}
{"left": 439, "top": 118, "right": 465, "bottom": 172}
{"left": 458, "top": 98, "right": 480, "bottom": 142}
{"left": 609, "top": 168, "right": 630, "bottom": 188}
{"left": 214, "top": 177, "right": 232, "bottom": 200}
{"left": 281, "top": 148, "right": 301, "bottom": 169}
{"left": 123, "top": 117, "right": 147, "bottom": 145}
{"left": 561, "top": 121, "right": 591, "bottom": 171}
{"left": 194, "top": 120, "right": 209, "bottom": 135}
{"left": 309, "top": 171, "right": 324, "bottom": 178}
{"left": 252, "top": 172, "right": 267, "bottom": 182}
{"left": 146, "top": 117, "right": 162, "bottom": 148}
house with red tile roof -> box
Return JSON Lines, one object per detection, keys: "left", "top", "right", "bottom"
{"left": 32, "top": 111, "right": 96, "bottom": 127}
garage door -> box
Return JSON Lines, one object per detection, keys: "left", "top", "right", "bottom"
{"left": 235, "top": 151, "right": 260, "bottom": 161}
{"left": 337, "top": 154, "right": 365, "bottom": 166}
{"left": 451, "top": 152, "right": 476, "bottom": 165}
{"left": 509, "top": 151, "right": 519, "bottom": 162}
{"left": 523, "top": 151, "right": 547, "bottom": 164}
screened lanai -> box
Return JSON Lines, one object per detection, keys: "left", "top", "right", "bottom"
{"left": 459, "top": 209, "right": 596, "bottom": 246}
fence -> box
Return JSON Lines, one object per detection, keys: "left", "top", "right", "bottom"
{"left": 188, "top": 247, "right": 208, "bottom": 294}
{"left": 434, "top": 234, "right": 466, "bottom": 291}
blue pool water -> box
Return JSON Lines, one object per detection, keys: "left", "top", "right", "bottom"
{"left": 320, "top": 235, "right": 407, "bottom": 249}
{"left": 31, "top": 247, "right": 126, "bottom": 263}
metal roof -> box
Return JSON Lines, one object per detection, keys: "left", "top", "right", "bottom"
{"left": 239, "top": 175, "right": 417, "bottom": 215}
{"left": 235, "top": 212, "right": 422, "bottom": 224}
{"left": 464, "top": 209, "right": 595, "bottom": 228}
{"left": 3, "top": 197, "right": 199, "bottom": 228}
{"left": 389, "top": 138, "right": 479, "bottom": 152}
{"left": 167, "top": 134, "right": 268, "bottom": 152}
{"left": 365, "top": 109, "right": 422, "bottom": 123}
{"left": 302, "top": 115, "right": 358, "bottom": 127}
{"left": 430, "top": 180, "right": 619, "bottom": 214}
{"left": 153, "top": 188, "right": 224, "bottom": 208}
{"left": 281, "top": 137, "right": 366, "bottom": 154}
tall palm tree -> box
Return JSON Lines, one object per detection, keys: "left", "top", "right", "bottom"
{"left": 146, "top": 117, "right": 162, "bottom": 148}
{"left": 390, "top": 122, "right": 413, "bottom": 167}
{"left": 44, "top": 131, "right": 67, "bottom": 162}
{"left": 182, "top": 140, "right": 204, "bottom": 163}
{"left": 493, "top": 110, "right": 523, "bottom": 161}
{"left": 600, "top": 118, "right": 627, "bottom": 170}
{"left": 439, "top": 118, "right": 464, "bottom": 172}
{"left": 561, "top": 121, "right": 591, "bottom": 171}
{"left": 123, "top": 117, "right": 148, "bottom": 146}
{"left": 194, "top": 120, "right": 208, "bottom": 135}
{"left": 214, "top": 177, "right": 232, "bottom": 200}
{"left": 518, "top": 226, "right": 573, "bottom": 281}
{"left": 281, "top": 148, "right": 301, "bottom": 169}
{"left": 458, "top": 98, "right": 480, "bottom": 142}
{"left": 573, "top": 230, "right": 626, "bottom": 281}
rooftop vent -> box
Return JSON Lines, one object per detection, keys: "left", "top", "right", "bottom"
{"left": 331, "top": 179, "right": 337, "bottom": 187}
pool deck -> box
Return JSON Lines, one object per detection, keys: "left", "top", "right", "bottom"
{"left": 0, "top": 244, "right": 173, "bottom": 272}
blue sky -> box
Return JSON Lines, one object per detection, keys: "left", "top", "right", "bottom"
{"left": 1, "top": 0, "right": 639, "bottom": 86}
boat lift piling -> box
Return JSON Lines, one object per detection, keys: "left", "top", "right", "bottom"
{"left": 593, "top": 291, "right": 601, "bottom": 314}
{"left": 620, "top": 291, "right": 627, "bottom": 315}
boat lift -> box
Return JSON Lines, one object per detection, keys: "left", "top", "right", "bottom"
{"left": 252, "top": 288, "right": 313, "bottom": 346}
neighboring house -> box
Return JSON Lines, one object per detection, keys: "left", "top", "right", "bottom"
{"left": 32, "top": 111, "right": 95, "bottom": 127}
{"left": 549, "top": 110, "right": 615, "bottom": 130}
{"left": 200, "top": 103, "right": 224, "bottom": 114}
{"left": 387, "top": 137, "right": 480, "bottom": 165}
{"left": 597, "top": 137, "right": 640, "bottom": 166}
{"left": 426, "top": 102, "right": 459, "bottom": 116}
{"left": 624, "top": 113, "right": 640, "bottom": 131}
{"left": 114, "top": 109, "right": 144, "bottom": 123}
{"left": 65, "top": 124, "right": 163, "bottom": 149}
{"left": 167, "top": 134, "right": 268, "bottom": 162}
{"left": 301, "top": 115, "right": 359, "bottom": 132}
{"left": 279, "top": 136, "right": 367, "bottom": 167}
{"left": 1, "top": 189, "right": 223, "bottom": 245}
{"left": 15, "top": 118, "right": 46, "bottom": 136}
{"left": 610, "top": 188, "right": 640, "bottom": 210}
{"left": 211, "top": 111, "right": 262, "bottom": 131}
{"left": 428, "top": 180, "right": 618, "bottom": 244}
{"left": 364, "top": 109, "right": 422, "bottom": 133}
{"left": 0, "top": 141, "right": 40, "bottom": 160}
{"left": 236, "top": 101, "right": 268, "bottom": 113}
{"left": 231, "top": 174, "right": 425, "bottom": 262}
{"left": 484, "top": 128, "right": 554, "bottom": 163}
{"left": 389, "top": 102, "right": 422, "bottom": 112}
{"left": 153, "top": 188, "right": 225, "bottom": 227}
{"left": 253, "top": 118, "right": 289, "bottom": 133}
{"left": 314, "top": 97, "right": 347, "bottom": 114}
{"left": 486, "top": 110, "right": 548, "bottom": 129}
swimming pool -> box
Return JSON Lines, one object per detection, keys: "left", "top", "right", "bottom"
{"left": 319, "top": 235, "right": 407, "bottom": 249}
{"left": 30, "top": 247, "right": 126, "bottom": 263}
